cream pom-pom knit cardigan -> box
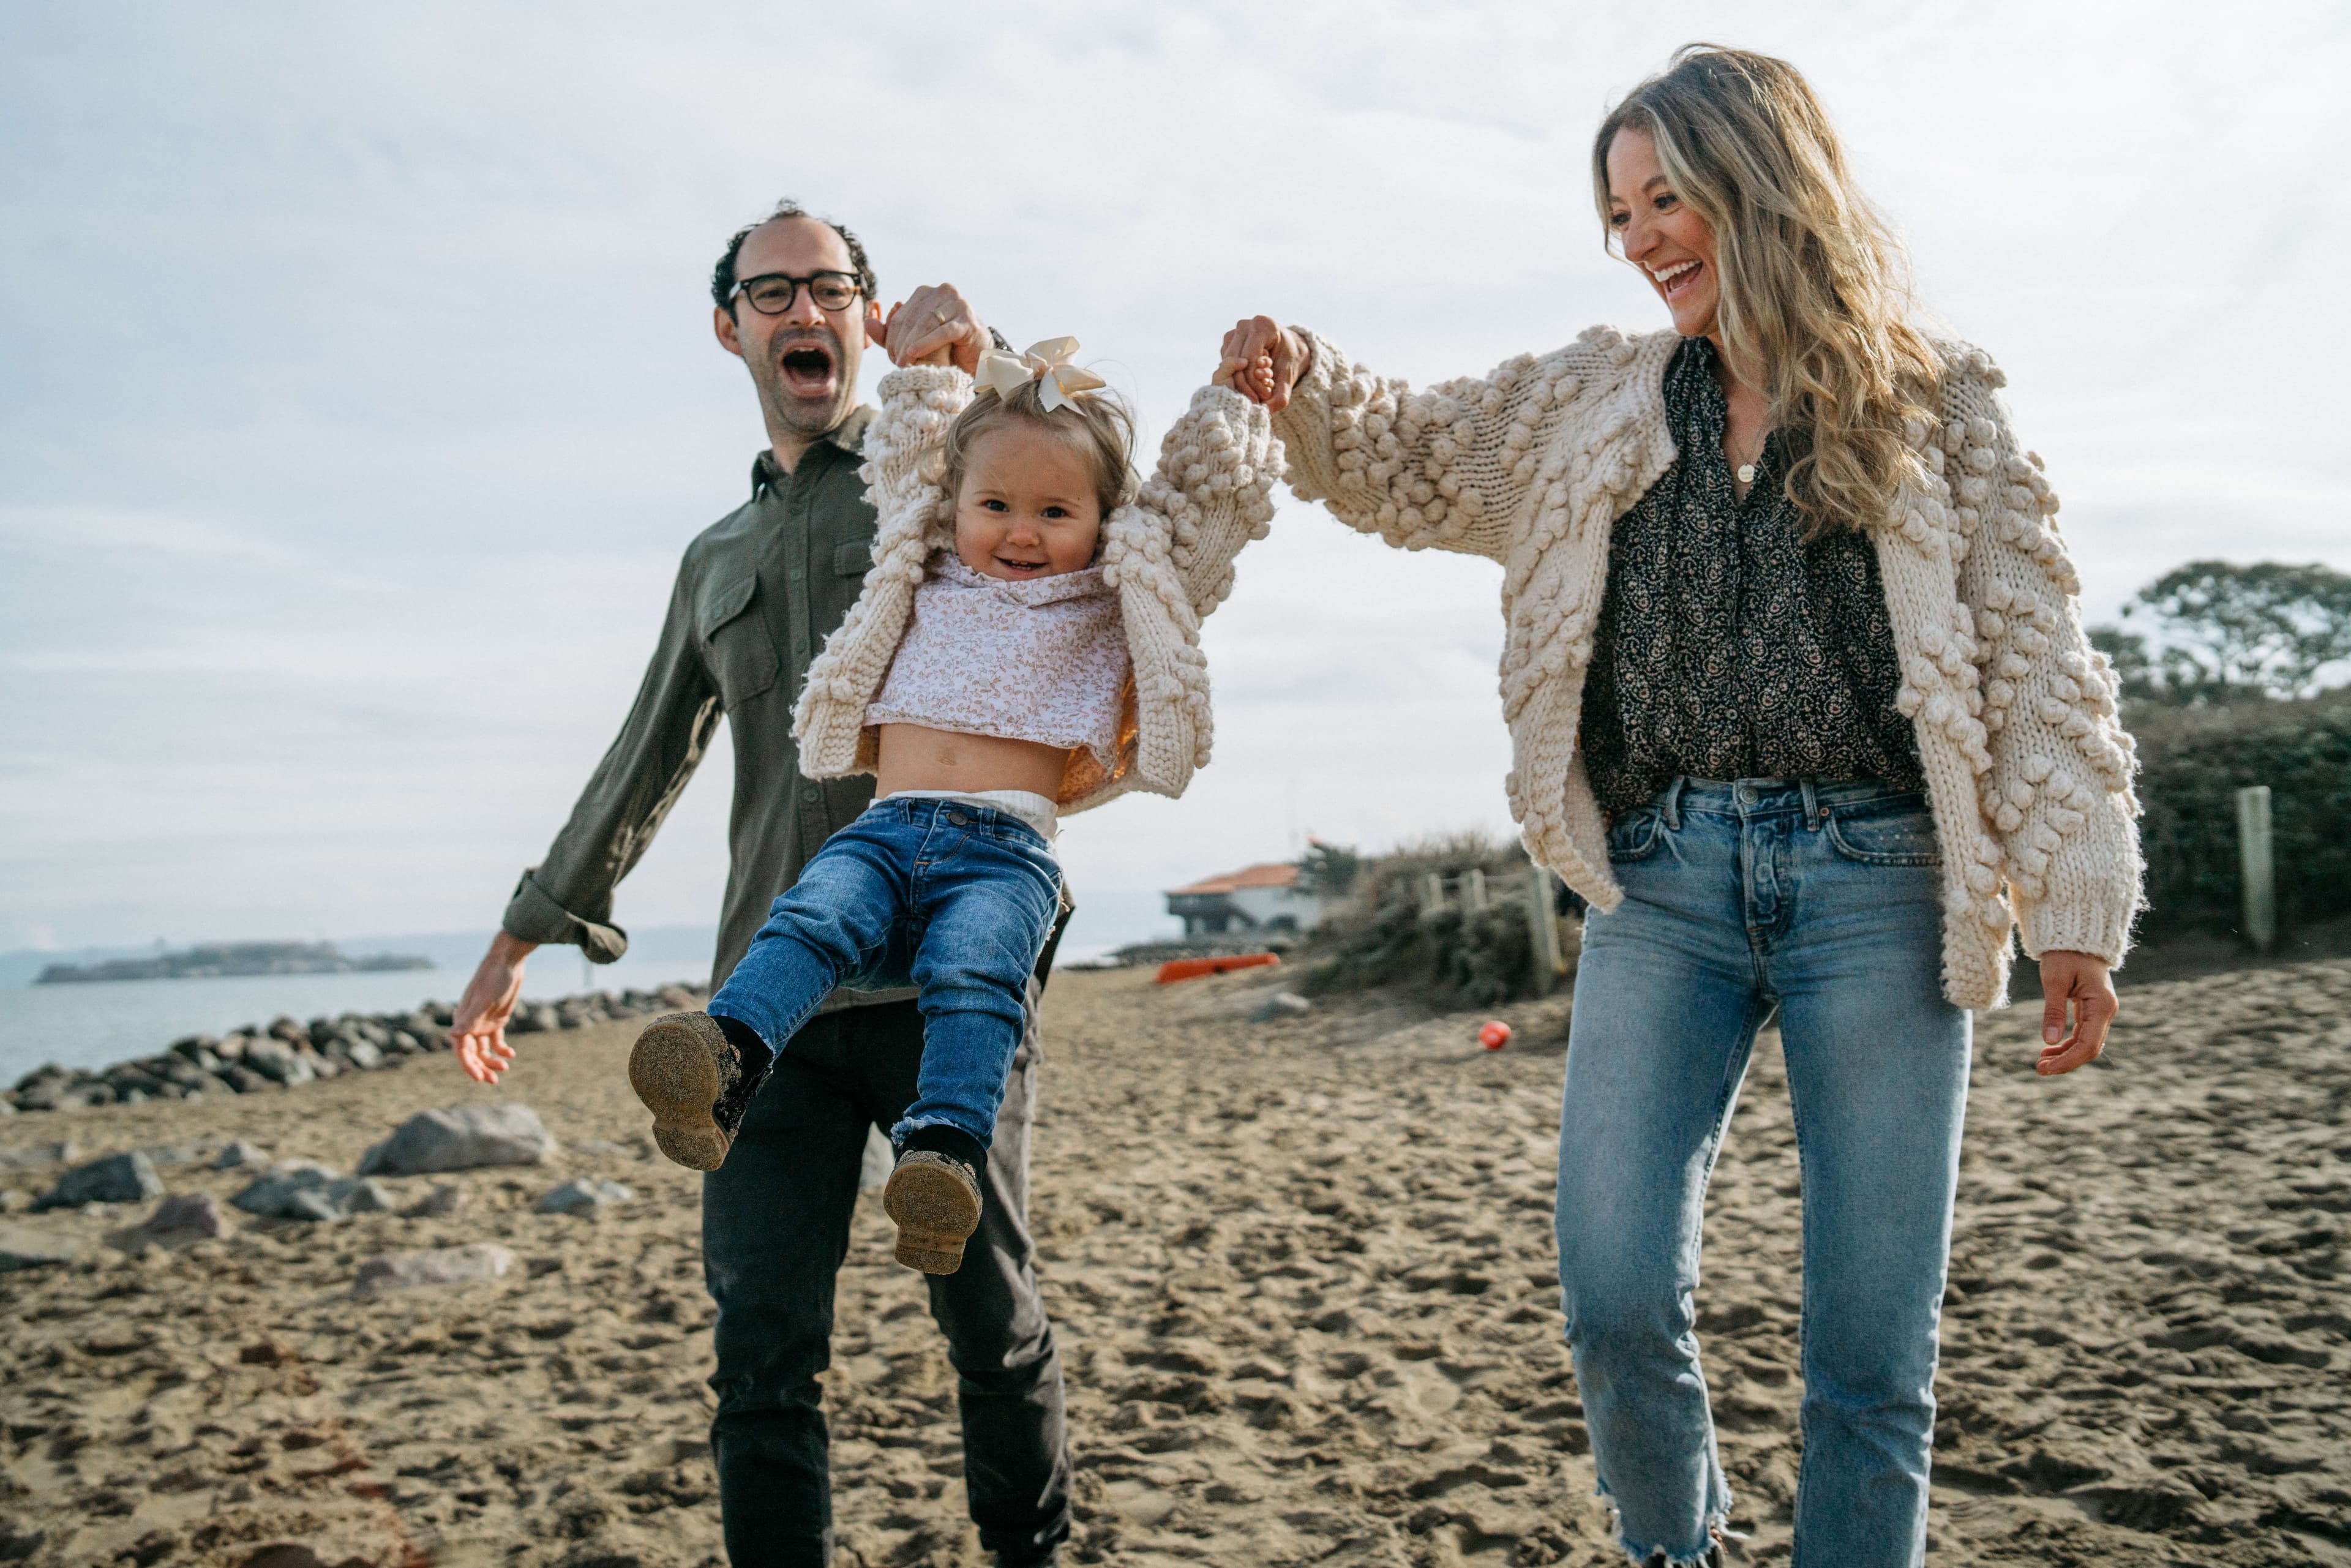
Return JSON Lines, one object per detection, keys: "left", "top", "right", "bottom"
{"left": 793, "top": 364, "right": 1281, "bottom": 813}
{"left": 1272, "top": 326, "right": 2142, "bottom": 1010}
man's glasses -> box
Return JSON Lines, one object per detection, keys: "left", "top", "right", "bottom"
{"left": 733, "top": 271, "right": 863, "bottom": 315}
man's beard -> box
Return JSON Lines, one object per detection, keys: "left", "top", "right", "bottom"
{"left": 756, "top": 324, "right": 855, "bottom": 438}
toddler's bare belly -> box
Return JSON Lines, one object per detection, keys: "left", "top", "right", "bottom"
{"left": 872, "top": 724, "right": 1068, "bottom": 800}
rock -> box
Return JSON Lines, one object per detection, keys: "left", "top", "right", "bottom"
{"left": 352, "top": 1242, "right": 514, "bottom": 1295}
{"left": 358, "top": 1105, "right": 557, "bottom": 1176}
{"left": 1250, "top": 991, "right": 1314, "bottom": 1022}
{"left": 144, "top": 1193, "right": 234, "bottom": 1239}
{"left": 231, "top": 1160, "right": 340, "bottom": 1218}
{"left": 506, "top": 1003, "right": 561, "bottom": 1035}
{"left": 105, "top": 1067, "right": 168, "bottom": 1098}
{"left": 10, "top": 1063, "right": 64, "bottom": 1095}
{"left": 342, "top": 1038, "right": 383, "bottom": 1070}
{"left": 241, "top": 1041, "right": 316, "bottom": 1087}
{"left": 221, "top": 1065, "right": 274, "bottom": 1095}
{"left": 267, "top": 1016, "right": 307, "bottom": 1044}
{"left": 387, "top": 1030, "right": 422, "bottom": 1055}
{"left": 0, "top": 1140, "right": 76, "bottom": 1169}
{"left": 405, "top": 1185, "right": 466, "bottom": 1217}
{"left": 0, "top": 1225, "right": 77, "bottom": 1271}
{"left": 37, "top": 1150, "right": 163, "bottom": 1210}
{"left": 214, "top": 1139, "right": 267, "bottom": 1169}
{"left": 0, "top": 1191, "right": 30, "bottom": 1215}
{"left": 0, "top": 1097, "right": 13, "bottom": 1117}
{"left": 536, "top": 1178, "right": 634, "bottom": 1215}
{"left": 228, "top": 1161, "right": 386, "bottom": 1221}
{"left": 334, "top": 1178, "right": 396, "bottom": 1215}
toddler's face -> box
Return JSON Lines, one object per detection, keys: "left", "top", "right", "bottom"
{"left": 953, "top": 421, "right": 1103, "bottom": 581}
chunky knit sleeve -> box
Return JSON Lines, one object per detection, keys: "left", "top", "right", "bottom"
{"left": 791, "top": 364, "right": 969, "bottom": 772}
{"left": 1128, "top": 383, "right": 1281, "bottom": 619}
{"left": 1270, "top": 329, "right": 1582, "bottom": 563}
{"left": 1940, "top": 351, "right": 2143, "bottom": 966}
{"left": 859, "top": 364, "right": 967, "bottom": 531}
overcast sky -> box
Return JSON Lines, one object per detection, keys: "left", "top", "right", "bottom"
{"left": 3, "top": 0, "right": 2345, "bottom": 955}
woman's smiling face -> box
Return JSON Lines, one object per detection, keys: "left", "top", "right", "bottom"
{"left": 1606, "top": 125, "right": 1722, "bottom": 344}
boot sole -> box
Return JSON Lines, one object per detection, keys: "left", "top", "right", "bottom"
{"left": 628, "top": 1013, "right": 732, "bottom": 1172}
{"left": 883, "top": 1158, "right": 982, "bottom": 1274}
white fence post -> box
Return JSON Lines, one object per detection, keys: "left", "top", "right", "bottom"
{"left": 2237, "top": 785, "right": 2276, "bottom": 955}
{"left": 1420, "top": 872, "right": 1446, "bottom": 914}
{"left": 1463, "top": 868, "right": 1489, "bottom": 914}
{"left": 1524, "top": 869, "right": 1564, "bottom": 995}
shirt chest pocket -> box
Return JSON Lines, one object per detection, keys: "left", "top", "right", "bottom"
{"left": 697, "top": 572, "right": 779, "bottom": 710}
{"left": 833, "top": 539, "right": 874, "bottom": 577}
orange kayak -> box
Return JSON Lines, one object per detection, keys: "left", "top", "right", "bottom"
{"left": 1155, "top": 953, "right": 1281, "bottom": 984}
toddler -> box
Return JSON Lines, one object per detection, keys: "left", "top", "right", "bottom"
{"left": 628, "top": 329, "right": 1281, "bottom": 1273}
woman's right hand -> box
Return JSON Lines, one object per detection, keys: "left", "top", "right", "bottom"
{"left": 1217, "top": 317, "right": 1310, "bottom": 410}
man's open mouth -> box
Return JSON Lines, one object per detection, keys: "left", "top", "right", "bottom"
{"left": 777, "top": 339, "right": 838, "bottom": 399}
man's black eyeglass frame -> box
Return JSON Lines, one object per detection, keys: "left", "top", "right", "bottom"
{"left": 732, "top": 271, "right": 864, "bottom": 315}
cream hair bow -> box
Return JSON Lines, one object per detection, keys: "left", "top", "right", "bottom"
{"left": 974, "top": 336, "right": 1107, "bottom": 414}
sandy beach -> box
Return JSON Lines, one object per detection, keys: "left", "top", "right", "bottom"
{"left": 3, "top": 956, "right": 2347, "bottom": 1567}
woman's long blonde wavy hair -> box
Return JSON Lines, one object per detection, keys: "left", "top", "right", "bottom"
{"left": 1592, "top": 45, "right": 1942, "bottom": 536}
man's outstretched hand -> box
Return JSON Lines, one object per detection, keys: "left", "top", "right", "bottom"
{"left": 451, "top": 930, "right": 536, "bottom": 1084}
{"left": 868, "top": 283, "right": 989, "bottom": 372}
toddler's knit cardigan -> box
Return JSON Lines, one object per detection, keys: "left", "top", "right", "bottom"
{"left": 793, "top": 364, "right": 1280, "bottom": 813}
{"left": 1272, "top": 326, "right": 2143, "bottom": 1010}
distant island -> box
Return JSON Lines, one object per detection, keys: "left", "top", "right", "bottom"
{"left": 34, "top": 941, "right": 434, "bottom": 985}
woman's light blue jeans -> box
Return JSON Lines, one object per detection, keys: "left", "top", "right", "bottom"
{"left": 1556, "top": 778, "right": 1970, "bottom": 1568}
{"left": 708, "top": 796, "right": 1062, "bottom": 1152}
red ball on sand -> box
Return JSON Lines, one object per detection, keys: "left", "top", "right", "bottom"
{"left": 1479, "top": 1020, "right": 1512, "bottom": 1051}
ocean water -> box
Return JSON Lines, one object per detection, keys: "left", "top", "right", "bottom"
{"left": 0, "top": 954, "right": 709, "bottom": 1089}
{"left": 0, "top": 893, "right": 1182, "bottom": 1089}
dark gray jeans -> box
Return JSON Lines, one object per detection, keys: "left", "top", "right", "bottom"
{"left": 701, "top": 992, "right": 1070, "bottom": 1566}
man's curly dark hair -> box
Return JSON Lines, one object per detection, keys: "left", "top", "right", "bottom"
{"left": 711, "top": 200, "right": 878, "bottom": 316}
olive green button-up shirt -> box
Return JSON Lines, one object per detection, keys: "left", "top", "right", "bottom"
{"left": 500, "top": 410, "right": 910, "bottom": 995}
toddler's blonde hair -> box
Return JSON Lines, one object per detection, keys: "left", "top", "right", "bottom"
{"left": 936, "top": 378, "right": 1138, "bottom": 520}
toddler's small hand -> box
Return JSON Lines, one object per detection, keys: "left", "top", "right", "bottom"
{"left": 1250, "top": 353, "right": 1277, "bottom": 401}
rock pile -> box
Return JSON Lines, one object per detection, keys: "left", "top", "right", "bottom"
{"left": 3, "top": 982, "right": 708, "bottom": 1115}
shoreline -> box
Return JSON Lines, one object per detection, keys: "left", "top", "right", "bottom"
{"left": 4, "top": 983, "right": 711, "bottom": 1118}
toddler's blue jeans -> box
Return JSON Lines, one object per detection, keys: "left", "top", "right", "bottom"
{"left": 1556, "top": 778, "right": 1970, "bottom": 1568}
{"left": 709, "top": 796, "right": 1063, "bottom": 1152}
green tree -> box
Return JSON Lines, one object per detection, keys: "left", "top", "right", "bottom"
{"left": 2098, "top": 560, "right": 2351, "bottom": 707}
{"left": 1299, "top": 838, "right": 1361, "bottom": 898}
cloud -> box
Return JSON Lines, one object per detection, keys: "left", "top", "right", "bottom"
{"left": 2, "top": 0, "right": 2347, "bottom": 947}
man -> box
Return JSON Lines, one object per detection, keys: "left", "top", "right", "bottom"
{"left": 446, "top": 201, "right": 1071, "bottom": 1568}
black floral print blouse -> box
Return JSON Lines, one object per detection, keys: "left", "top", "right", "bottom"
{"left": 1579, "top": 336, "right": 1925, "bottom": 822}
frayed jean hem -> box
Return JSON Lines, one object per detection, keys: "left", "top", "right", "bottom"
{"left": 1595, "top": 1475, "right": 1728, "bottom": 1567}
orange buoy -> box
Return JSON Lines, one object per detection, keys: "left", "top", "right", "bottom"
{"left": 1155, "top": 953, "right": 1281, "bottom": 984}
{"left": 1479, "top": 1019, "right": 1512, "bottom": 1051}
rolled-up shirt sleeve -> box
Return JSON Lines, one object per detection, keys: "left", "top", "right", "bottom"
{"left": 500, "top": 562, "right": 721, "bottom": 962}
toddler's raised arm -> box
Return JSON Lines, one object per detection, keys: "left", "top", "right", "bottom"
{"left": 1106, "top": 383, "right": 1283, "bottom": 624}
{"left": 793, "top": 366, "right": 973, "bottom": 768}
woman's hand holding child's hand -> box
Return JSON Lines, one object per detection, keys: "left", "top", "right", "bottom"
{"left": 1218, "top": 315, "right": 1310, "bottom": 409}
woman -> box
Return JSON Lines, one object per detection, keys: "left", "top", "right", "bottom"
{"left": 1220, "top": 44, "right": 2141, "bottom": 1568}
